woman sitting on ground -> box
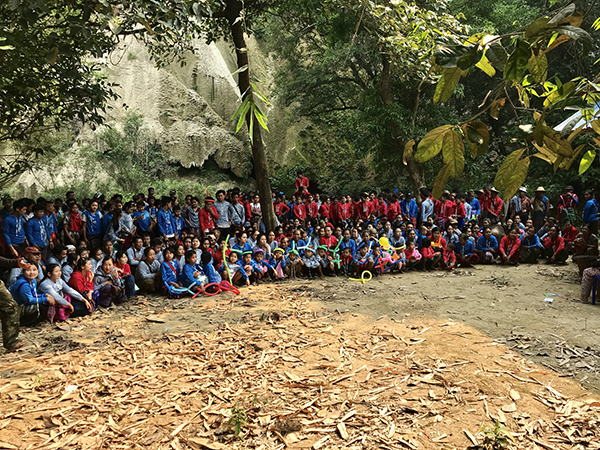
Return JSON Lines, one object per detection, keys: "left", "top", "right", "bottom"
{"left": 39, "top": 264, "right": 92, "bottom": 320}
{"left": 542, "top": 226, "right": 568, "bottom": 264}
{"left": 67, "top": 258, "right": 98, "bottom": 310}
{"left": 93, "top": 257, "right": 127, "bottom": 307}
{"left": 135, "top": 247, "right": 161, "bottom": 293}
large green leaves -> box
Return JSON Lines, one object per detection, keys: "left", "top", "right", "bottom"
{"left": 504, "top": 38, "right": 531, "bottom": 83}
{"left": 433, "top": 68, "right": 462, "bottom": 104}
{"left": 528, "top": 51, "right": 547, "bottom": 83}
{"left": 414, "top": 125, "right": 454, "bottom": 163}
{"left": 442, "top": 129, "right": 465, "bottom": 177}
{"left": 579, "top": 149, "right": 596, "bottom": 175}
{"left": 494, "top": 149, "right": 530, "bottom": 202}
{"left": 432, "top": 164, "right": 452, "bottom": 200}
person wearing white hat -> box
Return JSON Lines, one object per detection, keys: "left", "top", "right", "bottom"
{"left": 508, "top": 187, "right": 530, "bottom": 224}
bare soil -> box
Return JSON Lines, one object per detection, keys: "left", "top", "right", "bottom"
{"left": 0, "top": 263, "right": 599, "bottom": 449}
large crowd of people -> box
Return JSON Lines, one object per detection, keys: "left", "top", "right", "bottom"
{"left": 0, "top": 171, "right": 599, "bottom": 351}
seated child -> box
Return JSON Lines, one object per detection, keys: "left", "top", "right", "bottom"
{"left": 220, "top": 250, "right": 249, "bottom": 287}
{"left": 454, "top": 233, "right": 479, "bottom": 267}
{"left": 269, "top": 247, "right": 287, "bottom": 279}
{"left": 302, "top": 246, "right": 322, "bottom": 279}
{"left": 352, "top": 242, "right": 374, "bottom": 276}
{"left": 241, "top": 250, "right": 259, "bottom": 284}
{"left": 316, "top": 245, "right": 335, "bottom": 277}
{"left": 253, "top": 248, "right": 274, "bottom": 282}
{"left": 339, "top": 247, "right": 353, "bottom": 277}
{"left": 115, "top": 250, "right": 136, "bottom": 298}
{"left": 285, "top": 249, "right": 302, "bottom": 279}
{"left": 161, "top": 247, "right": 182, "bottom": 297}
{"left": 403, "top": 241, "right": 423, "bottom": 270}
{"left": 181, "top": 249, "right": 207, "bottom": 293}
{"left": 419, "top": 237, "right": 440, "bottom": 271}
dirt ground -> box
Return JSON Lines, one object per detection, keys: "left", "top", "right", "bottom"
{"left": 1, "top": 262, "right": 600, "bottom": 449}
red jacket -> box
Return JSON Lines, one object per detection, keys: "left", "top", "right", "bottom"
{"left": 306, "top": 201, "right": 319, "bottom": 218}
{"left": 274, "top": 202, "right": 290, "bottom": 216}
{"left": 387, "top": 201, "right": 401, "bottom": 221}
{"left": 68, "top": 270, "right": 94, "bottom": 294}
{"left": 357, "top": 201, "right": 373, "bottom": 220}
{"left": 420, "top": 246, "right": 435, "bottom": 259}
{"left": 293, "top": 203, "right": 307, "bottom": 220}
{"left": 295, "top": 176, "right": 309, "bottom": 191}
{"left": 435, "top": 200, "right": 452, "bottom": 219}
{"left": 339, "top": 203, "right": 352, "bottom": 221}
{"left": 319, "top": 235, "right": 338, "bottom": 249}
{"left": 544, "top": 235, "right": 565, "bottom": 254}
{"left": 499, "top": 236, "right": 520, "bottom": 258}
{"left": 562, "top": 225, "right": 579, "bottom": 243}
{"left": 378, "top": 201, "right": 388, "bottom": 218}
{"left": 319, "top": 203, "right": 330, "bottom": 220}
{"left": 199, "top": 207, "right": 219, "bottom": 232}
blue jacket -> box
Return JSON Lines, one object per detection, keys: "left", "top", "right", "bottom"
{"left": 43, "top": 213, "right": 57, "bottom": 236}
{"left": 202, "top": 258, "right": 222, "bottom": 284}
{"left": 25, "top": 217, "right": 47, "bottom": 247}
{"left": 9, "top": 276, "right": 48, "bottom": 306}
{"left": 161, "top": 260, "right": 181, "bottom": 292}
{"left": 400, "top": 199, "right": 418, "bottom": 219}
{"left": 83, "top": 210, "right": 103, "bottom": 236}
{"left": 338, "top": 238, "right": 356, "bottom": 256}
{"left": 133, "top": 210, "right": 152, "bottom": 232}
{"left": 476, "top": 235, "right": 499, "bottom": 252}
{"left": 233, "top": 242, "right": 253, "bottom": 253}
{"left": 520, "top": 233, "right": 542, "bottom": 249}
{"left": 101, "top": 212, "right": 113, "bottom": 235}
{"left": 182, "top": 263, "right": 205, "bottom": 286}
{"left": 583, "top": 199, "right": 599, "bottom": 224}
{"left": 157, "top": 208, "right": 174, "bottom": 236}
{"left": 171, "top": 216, "right": 186, "bottom": 238}
{"left": 469, "top": 198, "right": 481, "bottom": 218}
{"left": 3, "top": 214, "right": 25, "bottom": 246}
{"left": 454, "top": 240, "right": 475, "bottom": 257}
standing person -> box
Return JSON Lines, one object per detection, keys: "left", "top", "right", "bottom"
{"left": 467, "top": 190, "right": 481, "bottom": 222}
{"left": 25, "top": 204, "right": 48, "bottom": 257}
{"left": 434, "top": 192, "right": 452, "bottom": 231}
{"left": 82, "top": 200, "right": 103, "bottom": 249}
{"left": 157, "top": 196, "right": 175, "bottom": 242}
{"left": 230, "top": 191, "right": 245, "bottom": 234}
{"left": 3, "top": 199, "right": 28, "bottom": 257}
{"left": 400, "top": 193, "right": 418, "bottom": 226}
{"left": 43, "top": 201, "right": 59, "bottom": 249}
{"left": 488, "top": 187, "right": 503, "bottom": 223}
{"left": 420, "top": 190, "right": 434, "bottom": 225}
{"left": 0, "top": 196, "right": 12, "bottom": 222}
{"left": 509, "top": 187, "right": 530, "bottom": 224}
{"left": 185, "top": 197, "right": 201, "bottom": 238}
{"left": 583, "top": 189, "right": 599, "bottom": 236}
{"left": 198, "top": 195, "right": 219, "bottom": 236}
{"left": 532, "top": 187, "right": 549, "bottom": 232}
{"left": 557, "top": 185, "right": 578, "bottom": 224}
{"left": 133, "top": 201, "right": 152, "bottom": 234}
{"left": 214, "top": 190, "right": 234, "bottom": 238}
{"left": 0, "top": 256, "right": 31, "bottom": 351}
{"left": 63, "top": 202, "right": 84, "bottom": 246}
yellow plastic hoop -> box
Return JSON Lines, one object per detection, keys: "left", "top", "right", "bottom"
{"left": 349, "top": 270, "right": 372, "bottom": 284}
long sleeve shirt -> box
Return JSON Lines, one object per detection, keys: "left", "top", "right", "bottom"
{"left": 135, "top": 259, "right": 160, "bottom": 282}
{"left": 126, "top": 247, "right": 145, "bottom": 268}
{"left": 302, "top": 254, "right": 320, "bottom": 269}
{"left": 182, "top": 263, "right": 205, "bottom": 286}
{"left": 400, "top": 199, "right": 418, "bottom": 219}
{"left": 198, "top": 207, "right": 219, "bottom": 233}
{"left": 544, "top": 236, "right": 565, "bottom": 255}
{"left": 157, "top": 208, "right": 175, "bottom": 236}
{"left": 214, "top": 201, "right": 234, "bottom": 228}
{"left": 132, "top": 210, "right": 152, "bottom": 232}
{"left": 454, "top": 240, "right": 475, "bottom": 257}
{"left": 25, "top": 217, "right": 47, "bottom": 247}
{"left": 39, "top": 278, "right": 84, "bottom": 307}
{"left": 476, "top": 235, "right": 499, "bottom": 252}
{"left": 83, "top": 210, "right": 103, "bottom": 236}
{"left": 3, "top": 214, "right": 25, "bottom": 246}
{"left": 43, "top": 213, "right": 58, "bottom": 237}
{"left": 8, "top": 262, "right": 44, "bottom": 288}
{"left": 583, "top": 199, "right": 599, "bottom": 223}
{"left": 161, "top": 260, "right": 181, "bottom": 287}
{"left": 469, "top": 198, "right": 481, "bottom": 219}
{"left": 9, "top": 276, "right": 48, "bottom": 306}
{"left": 67, "top": 270, "right": 94, "bottom": 294}
{"left": 274, "top": 202, "right": 290, "bottom": 217}
{"left": 499, "top": 236, "right": 520, "bottom": 258}
{"left": 421, "top": 198, "right": 434, "bottom": 222}
{"left": 520, "top": 234, "right": 542, "bottom": 249}
{"left": 338, "top": 238, "right": 356, "bottom": 256}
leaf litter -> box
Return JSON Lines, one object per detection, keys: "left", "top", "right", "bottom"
{"left": 0, "top": 285, "right": 599, "bottom": 449}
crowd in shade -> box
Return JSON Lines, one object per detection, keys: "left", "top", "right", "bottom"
{"left": 0, "top": 171, "right": 599, "bottom": 351}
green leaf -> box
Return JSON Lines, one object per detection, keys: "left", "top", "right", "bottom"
{"left": 486, "top": 41, "right": 508, "bottom": 69}
{"left": 464, "top": 121, "right": 489, "bottom": 157}
{"left": 414, "top": 125, "right": 454, "bottom": 163}
{"left": 525, "top": 17, "right": 551, "bottom": 41}
{"left": 232, "top": 98, "right": 251, "bottom": 134}
{"left": 504, "top": 38, "right": 531, "bottom": 83}
{"left": 433, "top": 68, "right": 462, "bottom": 103}
{"left": 579, "top": 149, "right": 596, "bottom": 175}
{"left": 432, "top": 164, "right": 452, "bottom": 199}
{"left": 252, "top": 103, "right": 269, "bottom": 132}
{"left": 563, "top": 144, "right": 586, "bottom": 170}
{"left": 494, "top": 148, "right": 526, "bottom": 190}
{"left": 528, "top": 52, "right": 547, "bottom": 83}
{"left": 108, "top": 20, "right": 122, "bottom": 35}
{"left": 456, "top": 49, "right": 480, "bottom": 71}
{"left": 542, "top": 127, "right": 573, "bottom": 157}
{"left": 476, "top": 53, "right": 496, "bottom": 77}
{"left": 230, "top": 64, "right": 248, "bottom": 76}
{"left": 403, "top": 139, "right": 415, "bottom": 166}
{"left": 495, "top": 149, "right": 530, "bottom": 202}
{"left": 442, "top": 129, "right": 465, "bottom": 178}
{"left": 544, "top": 80, "right": 575, "bottom": 107}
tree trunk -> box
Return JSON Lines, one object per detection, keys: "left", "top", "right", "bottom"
{"left": 228, "top": 1, "right": 277, "bottom": 232}
{"left": 380, "top": 54, "right": 426, "bottom": 200}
